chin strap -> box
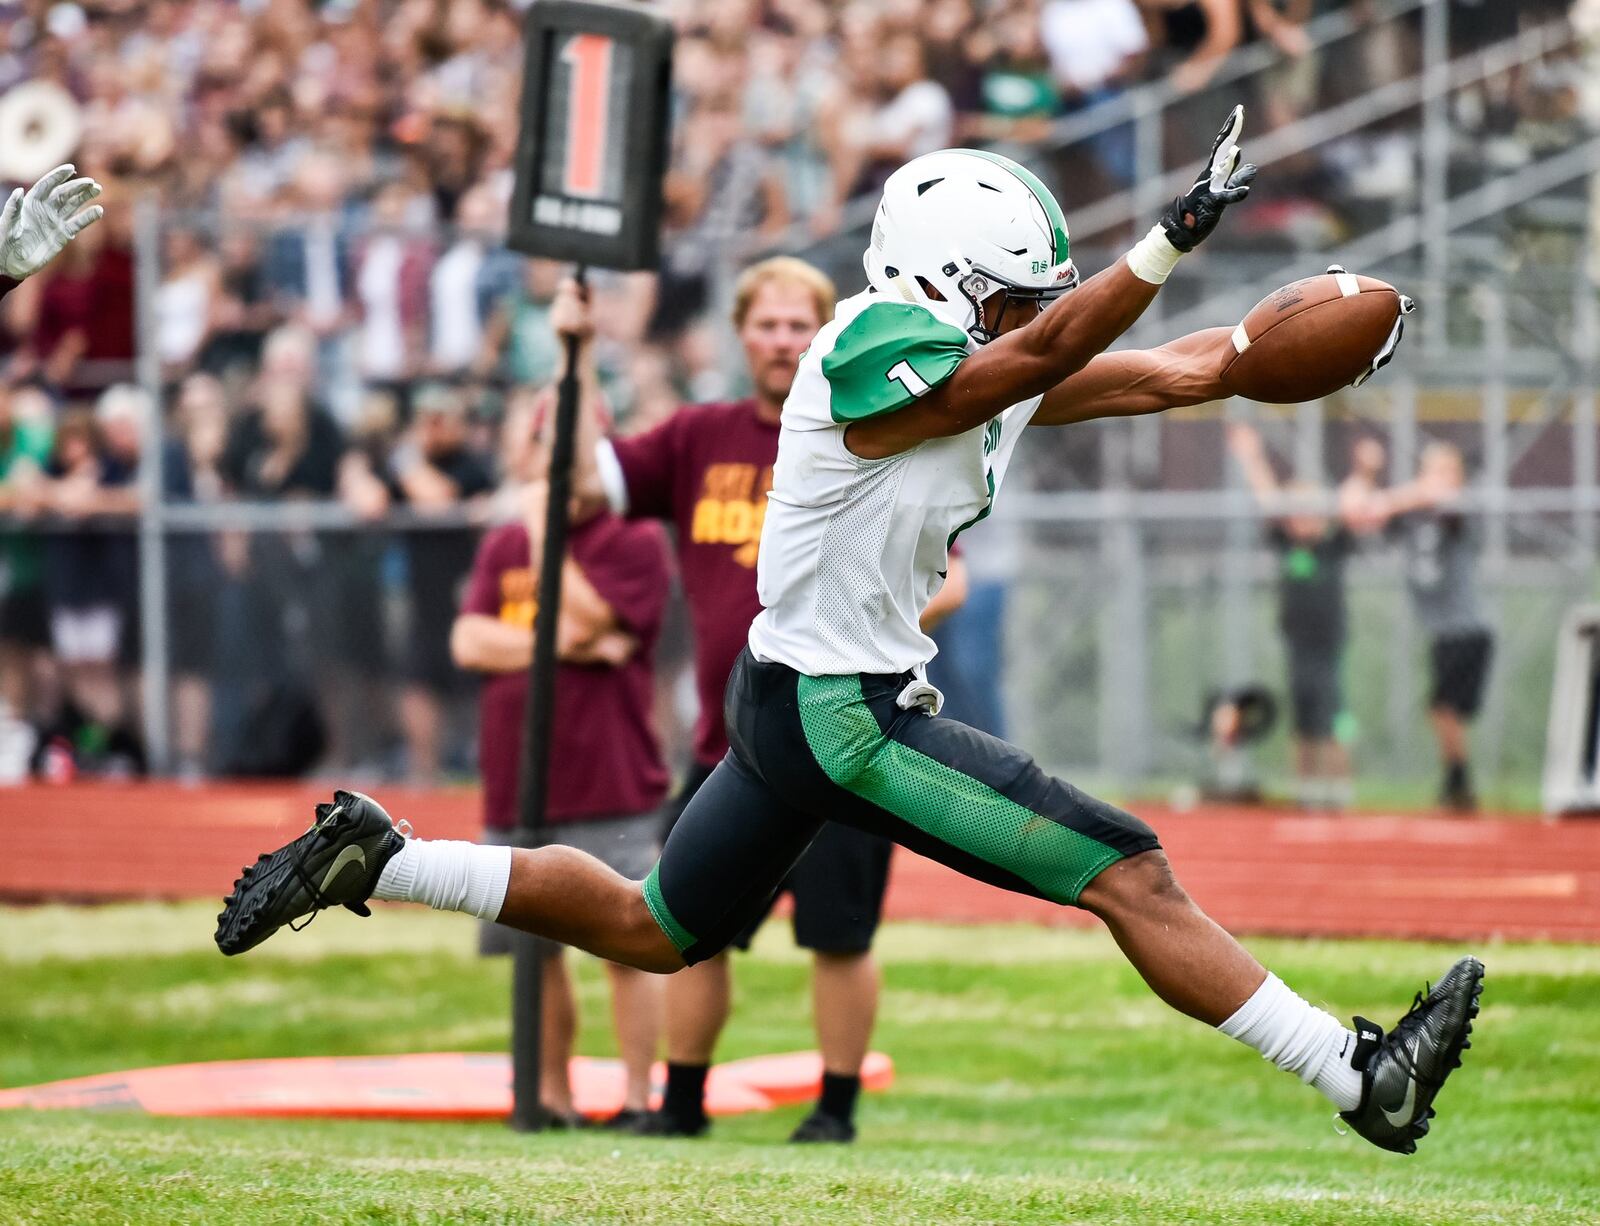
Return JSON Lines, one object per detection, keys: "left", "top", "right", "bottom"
{"left": 886, "top": 273, "right": 921, "bottom": 303}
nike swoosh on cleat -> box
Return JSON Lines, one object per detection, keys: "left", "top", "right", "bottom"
{"left": 319, "top": 845, "right": 366, "bottom": 894}
{"left": 1379, "top": 1077, "right": 1418, "bottom": 1127}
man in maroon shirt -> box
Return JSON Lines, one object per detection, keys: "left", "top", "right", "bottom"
{"left": 563, "top": 258, "right": 965, "bottom": 1142}
{"left": 451, "top": 393, "right": 672, "bottom": 1126}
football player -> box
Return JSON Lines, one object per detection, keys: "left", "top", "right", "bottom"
{"left": 218, "top": 109, "right": 1477, "bottom": 1155}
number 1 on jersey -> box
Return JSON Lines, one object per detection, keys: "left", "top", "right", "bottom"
{"left": 886, "top": 360, "right": 931, "bottom": 398}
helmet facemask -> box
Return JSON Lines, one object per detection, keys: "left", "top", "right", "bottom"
{"left": 953, "top": 261, "right": 1079, "bottom": 345}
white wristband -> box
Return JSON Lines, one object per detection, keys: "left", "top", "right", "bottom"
{"left": 1125, "top": 224, "right": 1184, "bottom": 285}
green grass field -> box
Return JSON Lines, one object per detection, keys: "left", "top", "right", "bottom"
{"left": 2, "top": 903, "right": 1597, "bottom": 1225}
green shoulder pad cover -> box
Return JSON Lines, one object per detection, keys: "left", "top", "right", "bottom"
{"left": 821, "top": 302, "right": 969, "bottom": 423}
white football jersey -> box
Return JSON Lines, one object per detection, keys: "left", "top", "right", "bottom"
{"left": 748, "top": 288, "right": 1040, "bottom": 676}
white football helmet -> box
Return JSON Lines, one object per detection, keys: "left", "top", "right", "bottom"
{"left": 863, "top": 148, "right": 1079, "bottom": 344}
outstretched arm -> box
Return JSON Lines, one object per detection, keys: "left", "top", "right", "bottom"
{"left": 1224, "top": 421, "right": 1284, "bottom": 505}
{"left": 1376, "top": 479, "right": 1446, "bottom": 517}
{"left": 845, "top": 256, "right": 1164, "bottom": 460}
{"left": 846, "top": 108, "right": 1255, "bottom": 460}
{"left": 1032, "top": 326, "right": 1232, "bottom": 426}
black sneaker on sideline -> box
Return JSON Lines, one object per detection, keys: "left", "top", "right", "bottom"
{"left": 624, "top": 1109, "right": 710, "bottom": 1138}
{"left": 215, "top": 790, "right": 406, "bottom": 956}
{"left": 1339, "top": 956, "right": 1485, "bottom": 1154}
{"left": 789, "top": 1110, "right": 856, "bottom": 1143}
{"left": 1441, "top": 764, "right": 1477, "bottom": 814}
{"left": 541, "top": 1110, "right": 593, "bottom": 1131}
{"left": 602, "top": 1108, "right": 650, "bottom": 1132}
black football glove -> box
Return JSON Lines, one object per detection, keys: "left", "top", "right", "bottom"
{"left": 1160, "top": 105, "right": 1258, "bottom": 253}
{"left": 1336, "top": 263, "right": 1418, "bottom": 387}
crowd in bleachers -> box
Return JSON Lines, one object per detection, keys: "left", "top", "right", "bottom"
{"left": 0, "top": 0, "right": 1589, "bottom": 782}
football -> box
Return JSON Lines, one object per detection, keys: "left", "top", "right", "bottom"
{"left": 1220, "top": 271, "right": 1404, "bottom": 404}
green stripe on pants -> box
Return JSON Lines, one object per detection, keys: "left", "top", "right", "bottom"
{"left": 795, "top": 675, "right": 1121, "bottom": 905}
{"left": 642, "top": 863, "right": 695, "bottom": 953}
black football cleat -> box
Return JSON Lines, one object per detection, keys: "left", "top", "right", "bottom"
{"left": 623, "top": 1109, "right": 710, "bottom": 1138}
{"left": 788, "top": 1109, "right": 857, "bottom": 1144}
{"left": 215, "top": 790, "right": 407, "bottom": 956}
{"left": 1340, "top": 956, "right": 1484, "bottom": 1154}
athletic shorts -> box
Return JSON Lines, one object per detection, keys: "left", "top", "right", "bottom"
{"left": 642, "top": 649, "right": 1161, "bottom": 966}
{"left": 1429, "top": 629, "right": 1493, "bottom": 719}
{"left": 0, "top": 587, "right": 49, "bottom": 648}
{"left": 664, "top": 760, "right": 893, "bottom": 955}
{"left": 479, "top": 813, "right": 660, "bottom": 956}
{"left": 1285, "top": 645, "right": 1344, "bottom": 739}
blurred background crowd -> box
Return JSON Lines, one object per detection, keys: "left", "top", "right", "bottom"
{"left": 0, "top": 0, "right": 1595, "bottom": 799}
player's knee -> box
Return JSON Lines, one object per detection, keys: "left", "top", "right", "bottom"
{"left": 1078, "top": 849, "right": 1191, "bottom": 918}
{"left": 1122, "top": 849, "right": 1187, "bottom": 899}
{"left": 813, "top": 948, "right": 873, "bottom": 967}
{"left": 620, "top": 889, "right": 688, "bottom": 975}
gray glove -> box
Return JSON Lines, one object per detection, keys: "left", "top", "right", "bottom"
{"left": 1331, "top": 264, "right": 1418, "bottom": 388}
{"left": 0, "top": 164, "right": 104, "bottom": 281}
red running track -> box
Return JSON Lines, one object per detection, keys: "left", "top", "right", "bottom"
{"left": 3, "top": 784, "right": 1598, "bottom": 942}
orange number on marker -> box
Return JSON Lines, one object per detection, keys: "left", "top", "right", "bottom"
{"left": 561, "top": 33, "right": 612, "bottom": 199}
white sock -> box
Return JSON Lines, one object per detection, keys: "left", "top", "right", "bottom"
{"left": 1218, "top": 973, "right": 1365, "bottom": 1111}
{"left": 372, "top": 839, "right": 511, "bottom": 922}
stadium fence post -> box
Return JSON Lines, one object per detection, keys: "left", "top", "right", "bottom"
{"left": 1420, "top": 0, "right": 1450, "bottom": 352}
{"left": 133, "top": 195, "right": 171, "bottom": 775}
{"left": 1574, "top": 274, "right": 1598, "bottom": 563}
{"left": 1220, "top": 397, "right": 1256, "bottom": 692}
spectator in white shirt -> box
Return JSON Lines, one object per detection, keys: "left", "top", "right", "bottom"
{"left": 1042, "top": 0, "right": 1150, "bottom": 100}
{"left": 428, "top": 182, "right": 516, "bottom": 380}
{"left": 353, "top": 181, "right": 434, "bottom": 412}
{"left": 1041, "top": 0, "right": 1149, "bottom": 186}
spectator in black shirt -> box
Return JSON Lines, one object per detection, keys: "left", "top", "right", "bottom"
{"left": 215, "top": 324, "right": 370, "bottom": 773}
{"left": 39, "top": 387, "right": 145, "bottom": 773}
{"left": 1229, "top": 423, "right": 1357, "bottom": 809}
{"left": 198, "top": 231, "right": 283, "bottom": 382}
{"left": 220, "top": 337, "right": 345, "bottom": 501}
{"left": 163, "top": 373, "right": 233, "bottom": 778}
{"left": 1353, "top": 441, "right": 1492, "bottom": 812}
{"left": 384, "top": 381, "right": 494, "bottom": 781}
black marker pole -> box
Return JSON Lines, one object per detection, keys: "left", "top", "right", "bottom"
{"left": 504, "top": 0, "right": 673, "bottom": 1135}
{"left": 510, "top": 265, "right": 588, "bottom": 1133}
